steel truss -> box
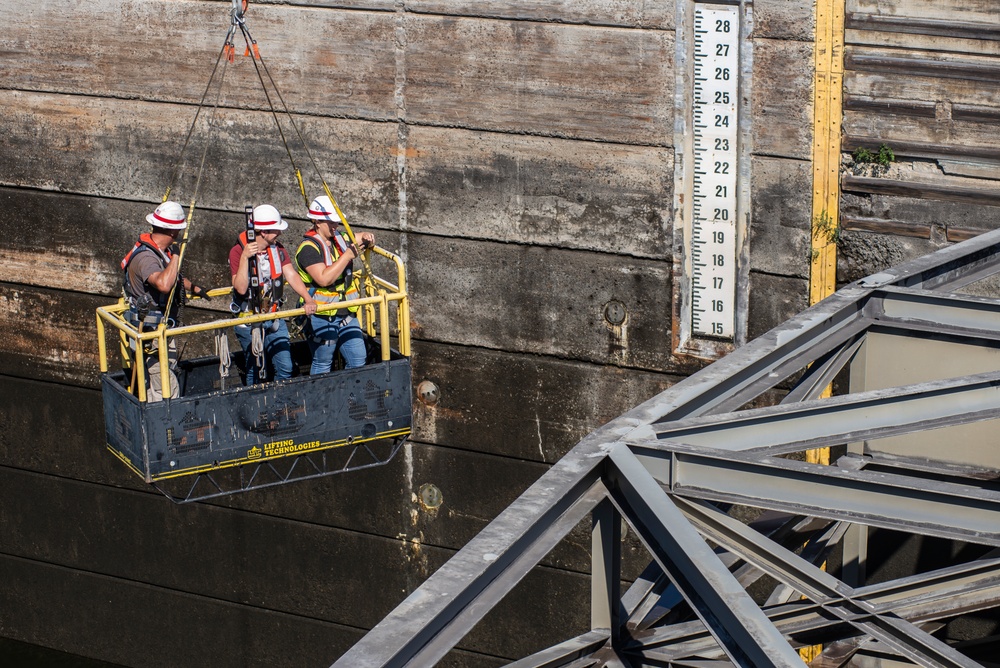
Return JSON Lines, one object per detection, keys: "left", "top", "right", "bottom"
{"left": 335, "top": 228, "right": 1000, "bottom": 667}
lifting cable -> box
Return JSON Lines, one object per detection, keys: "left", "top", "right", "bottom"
{"left": 159, "top": 16, "right": 238, "bottom": 329}
{"left": 231, "top": 13, "right": 379, "bottom": 298}
{"left": 157, "top": 0, "right": 379, "bottom": 342}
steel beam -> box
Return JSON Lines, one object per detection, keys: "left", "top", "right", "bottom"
{"left": 338, "top": 226, "right": 1000, "bottom": 667}
{"left": 632, "top": 371, "right": 1000, "bottom": 454}
{"left": 591, "top": 498, "right": 623, "bottom": 645}
{"left": 646, "top": 292, "right": 872, "bottom": 422}
{"left": 864, "top": 225, "right": 1000, "bottom": 291}
{"left": 504, "top": 631, "right": 610, "bottom": 668}
{"left": 330, "top": 451, "right": 607, "bottom": 668}
{"left": 674, "top": 499, "right": 980, "bottom": 667}
{"left": 874, "top": 286, "right": 1000, "bottom": 340}
{"left": 605, "top": 445, "right": 806, "bottom": 667}
{"left": 632, "top": 445, "right": 1000, "bottom": 546}
{"left": 632, "top": 557, "right": 1000, "bottom": 662}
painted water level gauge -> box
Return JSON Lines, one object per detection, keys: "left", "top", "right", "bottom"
{"left": 691, "top": 3, "right": 740, "bottom": 339}
{"left": 675, "top": 0, "right": 749, "bottom": 356}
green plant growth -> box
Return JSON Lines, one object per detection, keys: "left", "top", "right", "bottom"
{"left": 852, "top": 143, "right": 895, "bottom": 168}
{"left": 813, "top": 210, "right": 840, "bottom": 245}
{"left": 810, "top": 210, "right": 840, "bottom": 263}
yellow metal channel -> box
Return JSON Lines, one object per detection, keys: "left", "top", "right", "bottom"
{"left": 802, "top": 0, "right": 844, "bottom": 661}
{"left": 810, "top": 0, "right": 844, "bottom": 308}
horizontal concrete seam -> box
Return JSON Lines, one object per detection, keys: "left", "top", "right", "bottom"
{"left": 412, "top": 336, "right": 692, "bottom": 377}
{"left": 241, "top": 1, "right": 675, "bottom": 31}
{"left": 1, "top": 86, "right": 676, "bottom": 149}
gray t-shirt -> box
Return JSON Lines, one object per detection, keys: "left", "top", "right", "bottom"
{"left": 125, "top": 251, "right": 164, "bottom": 300}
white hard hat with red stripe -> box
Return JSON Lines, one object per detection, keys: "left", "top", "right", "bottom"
{"left": 252, "top": 204, "right": 288, "bottom": 231}
{"left": 146, "top": 201, "right": 187, "bottom": 230}
{"left": 307, "top": 195, "right": 338, "bottom": 223}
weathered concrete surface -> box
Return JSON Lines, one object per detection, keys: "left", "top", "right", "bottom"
{"left": 747, "top": 272, "right": 808, "bottom": 342}
{"left": 404, "top": 125, "right": 674, "bottom": 257}
{"left": 0, "top": 364, "right": 655, "bottom": 576}
{"left": 3, "top": 1, "right": 399, "bottom": 119}
{"left": 403, "top": 16, "right": 674, "bottom": 142}
{"left": 405, "top": 0, "right": 674, "bottom": 28}
{"left": 407, "top": 235, "right": 678, "bottom": 370}
{"left": 836, "top": 228, "right": 941, "bottom": 284}
{"left": 409, "top": 340, "right": 684, "bottom": 463}
{"left": 0, "top": 376, "right": 598, "bottom": 665}
{"left": 751, "top": 38, "right": 815, "bottom": 160}
{"left": 749, "top": 156, "right": 812, "bottom": 279}
{"left": 753, "top": 0, "right": 815, "bottom": 40}
{"left": 0, "top": 93, "right": 400, "bottom": 229}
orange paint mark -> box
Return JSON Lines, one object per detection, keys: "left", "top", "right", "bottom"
{"left": 390, "top": 146, "right": 420, "bottom": 158}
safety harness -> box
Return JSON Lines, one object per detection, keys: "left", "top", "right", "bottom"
{"left": 120, "top": 233, "right": 181, "bottom": 326}
{"left": 231, "top": 230, "right": 285, "bottom": 315}
{"left": 294, "top": 229, "right": 360, "bottom": 317}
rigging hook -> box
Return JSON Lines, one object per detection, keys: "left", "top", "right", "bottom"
{"left": 231, "top": 0, "right": 248, "bottom": 26}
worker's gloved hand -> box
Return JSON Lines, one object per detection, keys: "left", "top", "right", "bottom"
{"left": 190, "top": 284, "right": 211, "bottom": 301}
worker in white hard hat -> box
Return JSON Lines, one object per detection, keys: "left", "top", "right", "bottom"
{"left": 120, "top": 201, "right": 210, "bottom": 401}
{"left": 292, "top": 195, "right": 375, "bottom": 373}
{"left": 229, "top": 204, "right": 317, "bottom": 385}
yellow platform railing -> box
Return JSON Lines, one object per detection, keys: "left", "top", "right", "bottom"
{"left": 96, "top": 245, "right": 410, "bottom": 403}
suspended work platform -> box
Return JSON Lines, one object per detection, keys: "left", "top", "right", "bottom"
{"left": 96, "top": 247, "right": 412, "bottom": 504}
{"left": 93, "top": 0, "right": 414, "bottom": 504}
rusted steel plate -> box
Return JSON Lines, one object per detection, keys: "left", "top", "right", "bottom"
{"left": 840, "top": 215, "right": 933, "bottom": 239}
{"left": 847, "top": 0, "right": 999, "bottom": 26}
{"left": 845, "top": 49, "right": 1000, "bottom": 109}
{"left": 842, "top": 173, "right": 1000, "bottom": 206}
{"left": 841, "top": 193, "right": 997, "bottom": 241}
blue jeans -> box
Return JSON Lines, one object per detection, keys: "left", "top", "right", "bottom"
{"left": 306, "top": 313, "right": 366, "bottom": 374}
{"left": 234, "top": 320, "right": 292, "bottom": 385}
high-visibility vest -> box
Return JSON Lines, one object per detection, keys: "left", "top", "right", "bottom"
{"left": 233, "top": 231, "right": 285, "bottom": 314}
{"left": 294, "top": 229, "right": 360, "bottom": 314}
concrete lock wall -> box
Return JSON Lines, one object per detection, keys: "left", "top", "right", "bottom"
{"left": 2, "top": 0, "right": 999, "bottom": 666}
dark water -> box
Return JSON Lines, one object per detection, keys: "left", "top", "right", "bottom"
{"left": 0, "top": 638, "right": 127, "bottom": 667}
